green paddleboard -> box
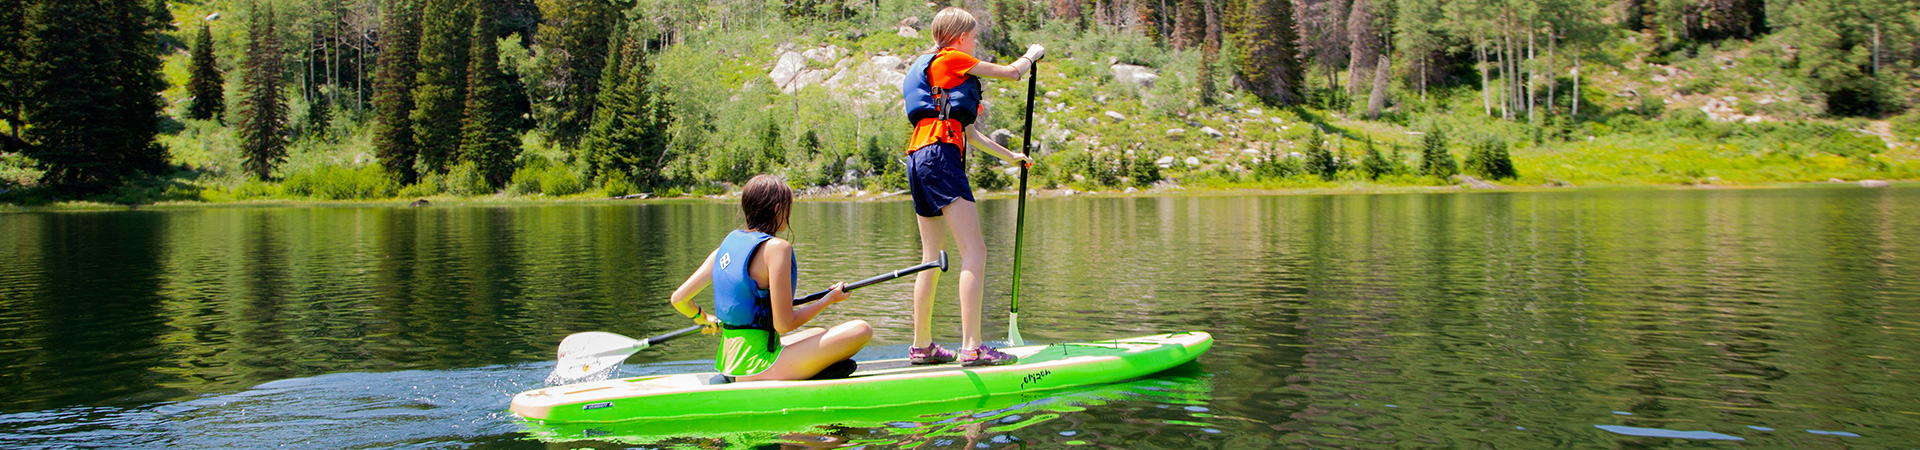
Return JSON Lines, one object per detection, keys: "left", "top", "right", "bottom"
{"left": 510, "top": 332, "right": 1212, "bottom": 424}
{"left": 520, "top": 363, "right": 1217, "bottom": 445}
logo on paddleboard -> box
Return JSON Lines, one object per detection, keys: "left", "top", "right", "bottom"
{"left": 718, "top": 253, "right": 732, "bottom": 270}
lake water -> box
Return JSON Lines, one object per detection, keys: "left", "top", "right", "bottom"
{"left": 1, "top": 187, "right": 1915, "bottom": 448}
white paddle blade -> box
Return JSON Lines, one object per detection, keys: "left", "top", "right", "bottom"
{"left": 1008, "top": 312, "right": 1025, "bottom": 346}
{"left": 549, "top": 332, "right": 647, "bottom": 384}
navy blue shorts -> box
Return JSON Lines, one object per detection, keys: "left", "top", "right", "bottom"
{"left": 908, "top": 143, "right": 974, "bottom": 217}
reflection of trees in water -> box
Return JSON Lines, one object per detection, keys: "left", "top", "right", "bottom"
{"left": 1, "top": 189, "right": 1917, "bottom": 446}
{"left": 0, "top": 212, "right": 170, "bottom": 411}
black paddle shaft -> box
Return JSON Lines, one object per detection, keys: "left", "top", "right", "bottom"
{"left": 1010, "top": 57, "right": 1039, "bottom": 315}
{"left": 796, "top": 250, "right": 949, "bottom": 305}
{"left": 642, "top": 251, "right": 951, "bottom": 347}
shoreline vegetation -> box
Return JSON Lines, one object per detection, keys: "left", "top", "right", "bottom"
{"left": 1, "top": 179, "right": 1905, "bottom": 212}
{"left": 3, "top": 0, "right": 1917, "bottom": 210}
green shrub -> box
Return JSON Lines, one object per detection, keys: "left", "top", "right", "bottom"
{"left": 600, "top": 170, "right": 637, "bottom": 197}
{"left": 230, "top": 179, "right": 281, "bottom": 200}
{"left": 445, "top": 162, "right": 492, "bottom": 196}
{"left": 1302, "top": 129, "right": 1337, "bottom": 181}
{"left": 971, "top": 153, "right": 1011, "bottom": 191}
{"left": 1893, "top": 112, "right": 1920, "bottom": 140}
{"left": 1359, "top": 139, "right": 1395, "bottom": 180}
{"left": 1129, "top": 152, "right": 1162, "bottom": 187}
{"left": 1824, "top": 129, "right": 1887, "bottom": 158}
{"left": 398, "top": 174, "right": 443, "bottom": 198}
{"left": 281, "top": 165, "right": 399, "bottom": 200}
{"left": 509, "top": 157, "right": 585, "bottom": 196}
{"left": 1419, "top": 128, "right": 1458, "bottom": 180}
{"left": 1252, "top": 153, "right": 1305, "bottom": 180}
{"left": 1638, "top": 94, "right": 1665, "bottom": 118}
{"left": 1465, "top": 135, "right": 1517, "bottom": 180}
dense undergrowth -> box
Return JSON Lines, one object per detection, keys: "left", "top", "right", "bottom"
{"left": 1, "top": 1, "right": 1915, "bottom": 209}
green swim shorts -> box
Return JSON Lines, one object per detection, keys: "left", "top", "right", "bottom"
{"left": 717, "top": 327, "right": 782, "bottom": 377}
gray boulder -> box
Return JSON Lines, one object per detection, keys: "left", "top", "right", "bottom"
{"left": 990, "top": 128, "right": 1015, "bottom": 147}
{"left": 1109, "top": 64, "right": 1159, "bottom": 89}
{"left": 769, "top": 51, "right": 806, "bottom": 89}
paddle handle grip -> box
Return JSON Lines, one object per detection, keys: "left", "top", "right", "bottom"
{"left": 795, "top": 251, "right": 949, "bottom": 305}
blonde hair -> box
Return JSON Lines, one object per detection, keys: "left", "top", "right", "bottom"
{"left": 928, "top": 7, "right": 977, "bottom": 50}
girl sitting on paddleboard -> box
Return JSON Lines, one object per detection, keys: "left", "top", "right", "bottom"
{"left": 901, "top": 7, "right": 1044, "bottom": 366}
{"left": 668, "top": 175, "right": 872, "bottom": 381}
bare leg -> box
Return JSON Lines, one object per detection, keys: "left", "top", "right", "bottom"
{"left": 912, "top": 214, "right": 948, "bottom": 348}
{"left": 740, "top": 320, "right": 873, "bottom": 381}
{"left": 940, "top": 200, "right": 988, "bottom": 350}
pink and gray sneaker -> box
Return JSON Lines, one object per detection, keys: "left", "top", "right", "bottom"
{"left": 960, "top": 346, "right": 1017, "bottom": 366}
{"left": 909, "top": 343, "right": 956, "bottom": 365}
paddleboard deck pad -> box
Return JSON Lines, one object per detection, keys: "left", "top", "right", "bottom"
{"left": 511, "top": 331, "right": 1211, "bottom": 423}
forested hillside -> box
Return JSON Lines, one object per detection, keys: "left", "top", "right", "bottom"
{"left": 2, "top": 0, "right": 1916, "bottom": 205}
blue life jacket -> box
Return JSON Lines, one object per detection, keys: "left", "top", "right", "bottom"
{"left": 902, "top": 52, "right": 981, "bottom": 127}
{"left": 711, "top": 230, "right": 797, "bottom": 330}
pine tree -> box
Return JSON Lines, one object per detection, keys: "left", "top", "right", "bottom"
{"left": 410, "top": 0, "right": 475, "bottom": 176}
{"left": 458, "top": 1, "right": 520, "bottom": 188}
{"left": 1296, "top": 0, "right": 1348, "bottom": 99}
{"left": 1773, "top": 0, "right": 1913, "bottom": 116}
{"left": 1393, "top": 0, "right": 1444, "bottom": 101}
{"left": 237, "top": 1, "right": 289, "bottom": 180}
{"left": 1419, "top": 127, "right": 1456, "bottom": 179}
{"left": 1174, "top": 0, "right": 1204, "bottom": 49}
{"left": 1344, "top": 0, "right": 1378, "bottom": 97}
{"left": 187, "top": 23, "right": 226, "bottom": 122}
{"left": 1235, "top": 0, "right": 1305, "bottom": 105}
{"left": 114, "top": 0, "right": 170, "bottom": 175}
{"left": 373, "top": 0, "right": 423, "bottom": 184}
{"left": 529, "top": 0, "right": 616, "bottom": 146}
{"left": 1197, "top": 0, "right": 1220, "bottom": 105}
{"left": 581, "top": 18, "right": 675, "bottom": 187}
{"left": 20, "top": 0, "right": 169, "bottom": 190}
{"left": 1303, "top": 128, "right": 1337, "bottom": 180}
{"left": 1, "top": 0, "right": 26, "bottom": 146}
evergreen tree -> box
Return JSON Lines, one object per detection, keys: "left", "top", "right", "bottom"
{"left": 20, "top": 0, "right": 170, "bottom": 190}
{"left": 1772, "top": 0, "right": 1915, "bottom": 116}
{"left": 114, "top": 0, "right": 170, "bottom": 175}
{"left": 529, "top": 0, "right": 617, "bottom": 146}
{"left": 1303, "top": 129, "right": 1337, "bottom": 180}
{"left": 1296, "top": 0, "right": 1348, "bottom": 98}
{"left": 187, "top": 23, "right": 226, "bottom": 122}
{"left": 237, "top": 1, "right": 289, "bottom": 180}
{"left": 373, "top": 0, "right": 423, "bottom": 184}
{"left": 459, "top": 1, "right": 520, "bottom": 188}
{"left": 1197, "top": 0, "right": 1220, "bottom": 105}
{"left": 1419, "top": 127, "right": 1456, "bottom": 179}
{"left": 1235, "top": 0, "right": 1305, "bottom": 105}
{"left": 410, "top": 0, "right": 475, "bottom": 176}
{"left": 1344, "top": 0, "right": 1379, "bottom": 97}
{"left": 1, "top": 0, "right": 26, "bottom": 147}
{"left": 581, "top": 18, "right": 675, "bottom": 187}
{"left": 1174, "top": 0, "right": 1204, "bottom": 49}
{"left": 1393, "top": 0, "right": 1444, "bottom": 101}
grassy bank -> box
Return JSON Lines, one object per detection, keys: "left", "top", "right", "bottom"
{"left": 3, "top": 1, "right": 1916, "bottom": 209}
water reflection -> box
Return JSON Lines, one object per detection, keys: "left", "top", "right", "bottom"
{"left": 0, "top": 187, "right": 1915, "bottom": 448}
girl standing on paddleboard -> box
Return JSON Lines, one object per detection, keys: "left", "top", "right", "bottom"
{"left": 901, "top": 7, "right": 1044, "bottom": 366}
{"left": 668, "top": 175, "right": 872, "bottom": 381}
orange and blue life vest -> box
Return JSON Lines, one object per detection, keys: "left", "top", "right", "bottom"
{"left": 903, "top": 48, "right": 982, "bottom": 152}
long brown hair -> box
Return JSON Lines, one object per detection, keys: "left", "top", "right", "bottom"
{"left": 740, "top": 175, "right": 792, "bottom": 235}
